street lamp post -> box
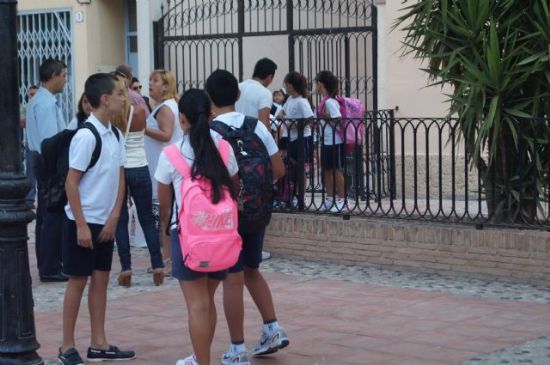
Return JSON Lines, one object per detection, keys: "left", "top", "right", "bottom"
{"left": 0, "top": 1, "right": 44, "bottom": 364}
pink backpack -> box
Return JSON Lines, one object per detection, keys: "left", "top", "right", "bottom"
{"left": 318, "top": 96, "right": 366, "bottom": 153}
{"left": 164, "top": 140, "right": 242, "bottom": 272}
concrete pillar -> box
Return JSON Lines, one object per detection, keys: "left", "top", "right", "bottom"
{"left": 374, "top": 0, "right": 387, "bottom": 110}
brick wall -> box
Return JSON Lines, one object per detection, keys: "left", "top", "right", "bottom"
{"left": 264, "top": 213, "right": 550, "bottom": 283}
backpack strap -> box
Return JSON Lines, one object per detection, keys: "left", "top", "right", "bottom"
{"left": 317, "top": 95, "right": 330, "bottom": 118}
{"left": 210, "top": 120, "right": 233, "bottom": 137}
{"left": 111, "top": 125, "right": 120, "bottom": 141}
{"left": 80, "top": 123, "right": 102, "bottom": 171}
{"left": 217, "top": 139, "right": 231, "bottom": 166}
{"left": 163, "top": 144, "right": 192, "bottom": 178}
{"left": 241, "top": 116, "right": 258, "bottom": 131}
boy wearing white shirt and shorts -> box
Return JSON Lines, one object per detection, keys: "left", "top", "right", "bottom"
{"left": 59, "top": 73, "right": 135, "bottom": 365}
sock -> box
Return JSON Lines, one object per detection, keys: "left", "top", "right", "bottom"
{"left": 263, "top": 320, "right": 280, "bottom": 335}
{"left": 229, "top": 341, "right": 246, "bottom": 354}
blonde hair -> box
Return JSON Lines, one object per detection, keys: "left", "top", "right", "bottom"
{"left": 150, "top": 69, "right": 178, "bottom": 101}
{"left": 111, "top": 74, "right": 131, "bottom": 134}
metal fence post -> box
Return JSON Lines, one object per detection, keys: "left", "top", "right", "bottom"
{"left": 0, "top": 1, "right": 43, "bottom": 364}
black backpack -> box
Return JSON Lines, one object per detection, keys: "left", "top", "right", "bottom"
{"left": 40, "top": 122, "right": 120, "bottom": 212}
{"left": 210, "top": 117, "right": 273, "bottom": 233}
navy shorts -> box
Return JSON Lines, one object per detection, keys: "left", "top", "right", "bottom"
{"left": 321, "top": 143, "right": 345, "bottom": 169}
{"left": 289, "top": 135, "right": 314, "bottom": 164}
{"left": 170, "top": 229, "right": 227, "bottom": 281}
{"left": 229, "top": 226, "right": 266, "bottom": 273}
{"left": 62, "top": 216, "right": 114, "bottom": 277}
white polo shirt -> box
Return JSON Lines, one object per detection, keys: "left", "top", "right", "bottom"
{"left": 282, "top": 96, "right": 314, "bottom": 141}
{"left": 65, "top": 114, "right": 126, "bottom": 225}
{"left": 212, "top": 111, "right": 279, "bottom": 157}
{"left": 235, "top": 79, "right": 272, "bottom": 118}
{"left": 319, "top": 98, "right": 343, "bottom": 145}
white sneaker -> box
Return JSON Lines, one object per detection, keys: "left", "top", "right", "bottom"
{"left": 176, "top": 353, "right": 198, "bottom": 365}
{"left": 329, "top": 198, "right": 345, "bottom": 213}
{"left": 321, "top": 198, "right": 333, "bottom": 211}
{"left": 221, "top": 351, "right": 251, "bottom": 365}
{"left": 261, "top": 250, "right": 272, "bottom": 260}
{"left": 251, "top": 328, "right": 290, "bottom": 356}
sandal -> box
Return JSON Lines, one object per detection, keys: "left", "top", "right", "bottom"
{"left": 152, "top": 268, "right": 165, "bottom": 286}
{"left": 117, "top": 270, "right": 132, "bottom": 288}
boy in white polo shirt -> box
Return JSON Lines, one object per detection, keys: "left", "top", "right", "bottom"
{"left": 58, "top": 73, "right": 135, "bottom": 365}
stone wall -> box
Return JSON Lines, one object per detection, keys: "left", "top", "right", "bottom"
{"left": 264, "top": 213, "right": 550, "bottom": 283}
{"left": 392, "top": 155, "right": 481, "bottom": 200}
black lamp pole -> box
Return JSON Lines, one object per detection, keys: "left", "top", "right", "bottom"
{"left": 0, "top": 1, "right": 43, "bottom": 364}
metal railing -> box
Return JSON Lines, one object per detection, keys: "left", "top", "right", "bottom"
{"left": 271, "top": 112, "right": 550, "bottom": 229}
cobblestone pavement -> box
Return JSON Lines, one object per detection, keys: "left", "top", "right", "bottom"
{"left": 32, "top": 245, "right": 550, "bottom": 365}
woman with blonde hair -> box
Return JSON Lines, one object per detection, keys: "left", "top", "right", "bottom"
{"left": 145, "top": 69, "right": 183, "bottom": 263}
{"left": 111, "top": 73, "right": 165, "bottom": 287}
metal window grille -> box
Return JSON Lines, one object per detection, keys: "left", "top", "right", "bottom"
{"left": 17, "top": 9, "right": 74, "bottom": 125}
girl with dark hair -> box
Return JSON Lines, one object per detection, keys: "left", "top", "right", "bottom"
{"left": 277, "top": 71, "right": 315, "bottom": 207}
{"left": 315, "top": 70, "right": 346, "bottom": 212}
{"left": 67, "top": 93, "right": 92, "bottom": 130}
{"left": 155, "top": 89, "right": 239, "bottom": 365}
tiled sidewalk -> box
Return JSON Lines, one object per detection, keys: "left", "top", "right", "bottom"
{"left": 28, "top": 247, "right": 550, "bottom": 365}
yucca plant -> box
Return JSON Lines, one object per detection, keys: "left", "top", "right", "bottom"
{"left": 396, "top": 0, "right": 550, "bottom": 224}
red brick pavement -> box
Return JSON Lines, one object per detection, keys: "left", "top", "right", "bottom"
{"left": 30, "top": 251, "right": 550, "bottom": 365}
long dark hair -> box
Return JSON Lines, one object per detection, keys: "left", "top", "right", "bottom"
{"left": 76, "top": 93, "right": 90, "bottom": 126}
{"left": 178, "top": 89, "right": 236, "bottom": 203}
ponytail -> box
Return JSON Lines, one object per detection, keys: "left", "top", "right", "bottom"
{"left": 179, "top": 89, "right": 236, "bottom": 203}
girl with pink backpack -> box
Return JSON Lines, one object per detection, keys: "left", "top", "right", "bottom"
{"left": 315, "top": 71, "right": 347, "bottom": 212}
{"left": 155, "top": 89, "right": 240, "bottom": 365}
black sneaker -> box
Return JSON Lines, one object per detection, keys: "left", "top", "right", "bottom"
{"left": 87, "top": 345, "right": 136, "bottom": 362}
{"left": 58, "top": 347, "right": 84, "bottom": 365}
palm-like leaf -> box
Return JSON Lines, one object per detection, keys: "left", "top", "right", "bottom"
{"left": 395, "top": 0, "right": 550, "bottom": 223}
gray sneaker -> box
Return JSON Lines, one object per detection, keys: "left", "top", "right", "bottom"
{"left": 251, "top": 327, "right": 289, "bottom": 356}
{"left": 221, "top": 351, "right": 251, "bottom": 365}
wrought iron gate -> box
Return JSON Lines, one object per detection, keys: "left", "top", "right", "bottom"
{"left": 154, "top": 0, "right": 394, "bottom": 201}
{"left": 17, "top": 9, "right": 74, "bottom": 124}
{"left": 154, "top": 0, "right": 377, "bottom": 109}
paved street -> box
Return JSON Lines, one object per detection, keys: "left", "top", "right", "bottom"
{"left": 25, "top": 226, "right": 550, "bottom": 365}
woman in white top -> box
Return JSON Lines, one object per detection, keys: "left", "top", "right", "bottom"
{"left": 155, "top": 89, "right": 239, "bottom": 365}
{"left": 315, "top": 70, "right": 346, "bottom": 212}
{"left": 110, "top": 74, "right": 165, "bottom": 288}
{"left": 144, "top": 69, "right": 183, "bottom": 261}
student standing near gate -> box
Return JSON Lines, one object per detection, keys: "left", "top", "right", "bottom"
{"left": 236, "top": 58, "right": 278, "bottom": 261}
{"left": 236, "top": 58, "right": 277, "bottom": 130}
{"left": 206, "top": 70, "right": 289, "bottom": 365}
{"left": 26, "top": 58, "right": 68, "bottom": 282}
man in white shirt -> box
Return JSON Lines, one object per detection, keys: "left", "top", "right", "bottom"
{"left": 235, "top": 58, "right": 277, "bottom": 130}
{"left": 236, "top": 58, "right": 278, "bottom": 261}
{"left": 26, "top": 58, "right": 68, "bottom": 282}
{"left": 206, "top": 69, "right": 288, "bottom": 365}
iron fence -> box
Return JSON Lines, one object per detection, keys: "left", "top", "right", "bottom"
{"left": 271, "top": 113, "right": 550, "bottom": 229}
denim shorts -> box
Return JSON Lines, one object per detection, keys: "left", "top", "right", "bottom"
{"left": 228, "top": 226, "right": 266, "bottom": 273}
{"left": 170, "top": 229, "right": 227, "bottom": 281}
{"left": 62, "top": 216, "right": 114, "bottom": 276}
